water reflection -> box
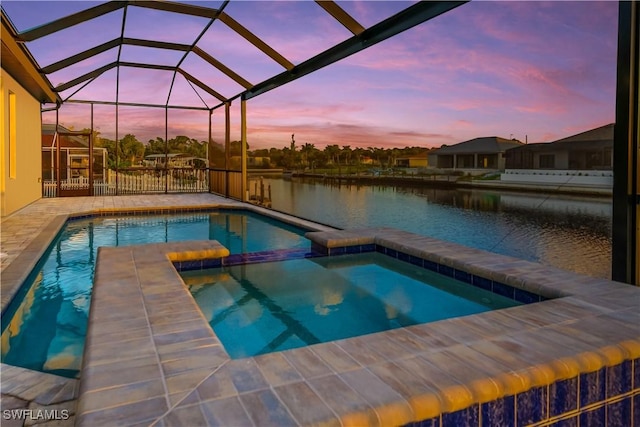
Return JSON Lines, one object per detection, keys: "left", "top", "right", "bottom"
{"left": 265, "top": 177, "right": 612, "bottom": 279}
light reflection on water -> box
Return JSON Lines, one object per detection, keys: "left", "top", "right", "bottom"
{"left": 264, "top": 177, "right": 612, "bottom": 279}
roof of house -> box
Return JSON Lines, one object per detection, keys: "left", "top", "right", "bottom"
{"left": 42, "top": 124, "right": 90, "bottom": 148}
{"left": 430, "top": 137, "right": 523, "bottom": 155}
{"left": 507, "top": 123, "right": 614, "bottom": 152}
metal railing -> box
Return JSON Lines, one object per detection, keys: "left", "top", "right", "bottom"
{"left": 43, "top": 168, "right": 210, "bottom": 197}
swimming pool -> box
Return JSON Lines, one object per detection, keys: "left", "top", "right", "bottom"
{"left": 0, "top": 209, "right": 310, "bottom": 378}
{"left": 183, "top": 252, "right": 521, "bottom": 359}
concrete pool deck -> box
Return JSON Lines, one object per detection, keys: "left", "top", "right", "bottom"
{"left": 1, "top": 194, "right": 639, "bottom": 426}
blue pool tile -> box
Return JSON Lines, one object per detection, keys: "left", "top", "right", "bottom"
{"left": 634, "top": 358, "right": 640, "bottom": 390}
{"left": 633, "top": 393, "right": 640, "bottom": 427}
{"left": 579, "top": 368, "right": 605, "bottom": 407}
{"left": 202, "top": 258, "right": 222, "bottom": 269}
{"left": 438, "top": 265, "right": 454, "bottom": 278}
{"left": 423, "top": 259, "right": 438, "bottom": 272}
{"left": 442, "top": 405, "right": 478, "bottom": 427}
{"left": 361, "top": 244, "right": 376, "bottom": 252}
{"left": 607, "top": 397, "right": 632, "bottom": 427}
{"left": 516, "top": 386, "right": 547, "bottom": 426}
{"left": 606, "top": 360, "right": 632, "bottom": 397}
{"left": 514, "top": 288, "right": 540, "bottom": 304}
{"left": 579, "top": 406, "right": 605, "bottom": 427}
{"left": 398, "top": 251, "right": 411, "bottom": 262}
{"left": 376, "top": 245, "right": 386, "bottom": 254}
{"left": 179, "top": 260, "right": 203, "bottom": 271}
{"left": 409, "top": 255, "right": 424, "bottom": 267}
{"left": 549, "top": 377, "right": 577, "bottom": 417}
{"left": 472, "top": 275, "right": 492, "bottom": 291}
{"left": 345, "top": 245, "right": 360, "bottom": 254}
{"left": 492, "top": 282, "right": 515, "bottom": 300}
{"left": 454, "top": 269, "right": 472, "bottom": 284}
{"left": 481, "top": 395, "right": 514, "bottom": 427}
{"left": 386, "top": 248, "right": 398, "bottom": 258}
{"left": 549, "top": 416, "right": 578, "bottom": 427}
{"left": 330, "top": 247, "right": 346, "bottom": 256}
{"left": 311, "top": 243, "right": 328, "bottom": 255}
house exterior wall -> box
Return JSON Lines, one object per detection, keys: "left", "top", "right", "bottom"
{"left": 1, "top": 69, "right": 42, "bottom": 217}
{"left": 533, "top": 150, "right": 569, "bottom": 169}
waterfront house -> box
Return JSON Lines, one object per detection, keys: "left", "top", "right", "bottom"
{"left": 427, "top": 136, "right": 523, "bottom": 173}
{"left": 144, "top": 153, "right": 208, "bottom": 169}
{"left": 504, "top": 123, "right": 613, "bottom": 170}
{"left": 501, "top": 123, "right": 614, "bottom": 187}
{"left": 394, "top": 155, "right": 429, "bottom": 168}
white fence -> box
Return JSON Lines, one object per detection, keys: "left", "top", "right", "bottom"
{"left": 43, "top": 168, "right": 209, "bottom": 197}
{"left": 501, "top": 169, "right": 613, "bottom": 187}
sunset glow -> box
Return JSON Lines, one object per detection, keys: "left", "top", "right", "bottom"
{"left": 5, "top": 0, "right": 618, "bottom": 148}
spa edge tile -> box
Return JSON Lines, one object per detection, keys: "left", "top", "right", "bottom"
{"left": 607, "top": 397, "right": 633, "bottom": 427}
{"left": 481, "top": 395, "right": 515, "bottom": 427}
{"left": 283, "top": 346, "right": 333, "bottom": 379}
{"left": 79, "top": 379, "right": 166, "bottom": 414}
{"left": 199, "top": 396, "right": 255, "bottom": 427}
{"left": 160, "top": 345, "right": 228, "bottom": 376}
{"left": 515, "top": 386, "right": 547, "bottom": 427}
{"left": 222, "top": 359, "right": 270, "bottom": 394}
{"left": 306, "top": 374, "right": 379, "bottom": 426}
{"left": 273, "top": 381, "right": 341, "bottom": 426}
{"left": 580, "top": 368, "right": 607, "bottom": 408}
{"left": 253, "top": 352, "right": 303, "bottom": 386}
{"left": 239, "top": 389, "right": 298, "bottom": 427}
{"left": 442, "top": 404, "right": 479, "bottom": 427}
{"left": 309, "top": 342, "right": 362, "bottom": 373}
{"left": 549, "top": 376, "right": 578, "bottom": 417}
{"left": 606, "top": 360, "right": 633, "bottom": 398}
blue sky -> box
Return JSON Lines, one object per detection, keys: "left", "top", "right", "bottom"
{"left": 4, "top": 1, "right": 618, "bottom": 148}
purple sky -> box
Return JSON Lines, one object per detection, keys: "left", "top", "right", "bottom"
{"left": 5, "top": 1, "right": 618, "bottom": 149}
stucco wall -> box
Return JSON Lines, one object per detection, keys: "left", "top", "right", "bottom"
{"left": 1, "top": 69, "right": 42, "bottom": 217}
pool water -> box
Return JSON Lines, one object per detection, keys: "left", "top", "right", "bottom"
{"left": 184, "top": 252, "right": 521, "bottom": 359}
{"left": 0, "top": 210, "right": 309, "bottom": 378}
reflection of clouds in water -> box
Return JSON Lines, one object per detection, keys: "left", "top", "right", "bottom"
{"left": 384, "top": 288, "right": 412, "bottom": 320}
{"left": 314, "top": 288, "right": 344, "bottom": 316}
{"left": 234, "top": 300, "right": 264, "bottom": 327}
{"left": 71, "top": 295, "right": 89, "bottom": 312}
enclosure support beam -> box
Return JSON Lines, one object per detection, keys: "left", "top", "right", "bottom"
{"left": 165, "top": 107, "right": 169, "bottom": 194}
{"left": 243, "top": 1, "right": 466, "bottom": 100}
{"left": 612, "top": 0, "right": 639, "bottom": 286}
{"left": 208, "top": 110, "right": 213, "bottom": 193}
{"left": 241, "top": 98, "right": 247, "bottom": 202}
{"left": 225, "top": 102, "right": 231, "bottom": 198}
{"left": 90, "top": 104, "right": 94, "bottom": 196}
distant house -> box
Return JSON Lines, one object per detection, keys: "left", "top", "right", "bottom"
{"left": 394, "top": 155, "right": 428, "bottom": 168}
{"left": 144, "top": 153, "right": 207, "bottom": 168}
{"left": 501, "top": 124, "right": 614, "bottom": 188}
{"left": 428, "top": 137, "right": 523, "bottom": 171}
{"left": 505, "top": 123, "right": 613, "bottom": 170}
{"left": 42, "top": 124, "right": 108, "bottom": 182}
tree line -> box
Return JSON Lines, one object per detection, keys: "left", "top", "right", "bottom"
{"left": 90, "top": 130, "right": 428, "bottom": 170}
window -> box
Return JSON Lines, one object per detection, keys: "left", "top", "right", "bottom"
{"left": 539, "top": 154, "right": 555, "bottom": 169}
{"left": 9, "top": 92, "right": 16, "bottom": 178}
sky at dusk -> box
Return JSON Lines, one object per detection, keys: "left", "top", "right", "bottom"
{"left": 4, "top": 1, "right": 619, "bottom": 149}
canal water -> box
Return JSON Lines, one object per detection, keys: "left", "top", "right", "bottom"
{"left": 262, "top": 177, "right": 612, "bottom": 279}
